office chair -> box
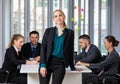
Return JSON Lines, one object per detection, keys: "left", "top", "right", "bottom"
{"left": 100, "top": 74, "right": 120, "bottom": 84}
{"left": 99, "top": 60, "right": 120, "bottom": 84}
{"left": 83, "top": 60, "right": 120, "bottom": 84}
{"left": 83, "top": 69, "right": 120, "bottom": 84}
{"left": 73, "top": 51, "right": 77, "bottom": 64}
{"left": 0, "top": 69, "right": 9, "bottom": 83}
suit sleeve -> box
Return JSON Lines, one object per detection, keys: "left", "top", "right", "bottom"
{"left": 40, "top": 29, "right": 48, "bottom": 65}
{"left": 69, "top": 30, "right": 76, "bottom": 70}
{"left": 6, "top": 50, "right": 26, "bottom": 65}
{"left": 89, "top": 53, "right": 119, "bottom": 70}
{"left": 75, "top": 52, "right": 85, "bottom": 63}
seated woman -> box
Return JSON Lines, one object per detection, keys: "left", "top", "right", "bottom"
{"left": 1, "top": 34, "right": 38, "bottom": 84}
{"left": 76, "top": 35, "right": 120, "bottom": 84}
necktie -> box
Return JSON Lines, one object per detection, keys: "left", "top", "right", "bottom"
{"left": 32, "top": 47, "right": 36, "bottom": 58}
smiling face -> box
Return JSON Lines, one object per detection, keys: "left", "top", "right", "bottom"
{"left": 14, "top": 37, "right": 24, "bottom": 49}
{"left": 29, "top": 34, "right": 39, "bottom": 46}
{"left": 104, "top": 38, "right": 112, "bottom": 50}
{"left": 53, "top": 10, "right": 65, "bottom": 26}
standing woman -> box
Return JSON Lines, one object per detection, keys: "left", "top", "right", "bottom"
{"left": 1, "top": 34, "right": 38, "bottom": 84}
{"left": 39, "top": 9, "right": 78, "bottom": 84}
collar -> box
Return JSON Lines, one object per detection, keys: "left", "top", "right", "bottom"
{"left": 55, "top": 26, "right": 65, "bottom": 32}
{"left": 13, "top": 45, "right": 19, "bottom": 54}
{"left": 85, "top": 44, "right": 90, "bottom": 52}
{"left": 30, "top": 43, "right": 37, "bottom": 48}
{"left": 107, "top": 48, "right": 115, "bottom": 56}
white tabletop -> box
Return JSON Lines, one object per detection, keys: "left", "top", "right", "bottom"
{"left": 20, "top": 64, "right": 92, "bottom": 74}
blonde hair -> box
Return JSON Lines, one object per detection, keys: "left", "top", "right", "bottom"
{"left": 8, "top": 34, "right": 24, "bottom": 48}
{"left": 53, "top": 9, "right": 67, "bottom": 28}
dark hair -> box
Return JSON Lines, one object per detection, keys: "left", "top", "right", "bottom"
{"left": 105, "top": 35, "right": 119, "bottom": 47}
{"left": 79, "top": 34, "right": 90, "bottom": 43}
{"left": 29, "top": 31, "right": 39, "bottom": 37}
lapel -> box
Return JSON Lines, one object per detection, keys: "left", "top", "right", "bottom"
{"left": 11, "top": 46, "right": 19, "bottom": 57}
{"left": 49, "top": 27, "right": 55, "bottom": 46}
{"left": 86, "top": 45, "right": 92, "bottom": 54}
{"left": 29, "top": 43, "right": 33, "bottom": 55}
{"left": 63, "top": 28, "right": 68, "bottom": 45}
{"left": 49, "top": 27, "right": 68, "bottom": 51}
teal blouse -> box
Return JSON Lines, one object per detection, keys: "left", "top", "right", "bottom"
{"left": 41, "top": 27, "right": 65, "bottom": 67}
{"left": 51, "top": 27, "right": 64, "bottom": 59}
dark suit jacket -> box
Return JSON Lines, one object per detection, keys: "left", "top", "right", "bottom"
{"left": 75, "top": 44, "right": 102, "bottom": 63}
{"left": 40, "top": 27, "right": 75, "bottom": 70}
{"left": 20, "top": 42, "right": 41, "bottom": 60}
{"left": 89, "top": 49, "right": 120, "bottom": 74}
{"left": 1, "top": 46, "right": 26, "bottom": 80}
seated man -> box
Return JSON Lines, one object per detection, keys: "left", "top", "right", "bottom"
{"left": 75, "top": 34, "right": 102, "bottom": 64}
{"left": 78, "top": 35, "right": 120, "bottom": 84}
{"left": 21, "top": 31, "right": 41, "bottom": 62}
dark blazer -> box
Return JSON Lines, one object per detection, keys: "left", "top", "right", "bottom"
{"left": 75, "top": 44, "right": 102, "bottom": 63}
{"left": 40, "top": 27, "right": 75, "bottom": 70}
{"left": 89, "top": 49, "right": 120, "bottom": 74}
{"left": 20, "top": 42, "right": 41, "bottom": 60}
{"left": 1, "top": 46, "right": 26, "bottom": 80}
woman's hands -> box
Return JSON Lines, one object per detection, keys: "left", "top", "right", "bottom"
{"left": 40, "top": 67, "right": 47, "bottom": 77}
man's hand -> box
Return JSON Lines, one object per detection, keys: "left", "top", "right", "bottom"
{"left": 75, "top": 61, "right": 82, "bottom": 65}
{"left": 34, "top": 56, "right": 40, "bottom": 62}
{"left": 75, "top": 61, "right": 90, "bottom": 66}
{"left": 75, "top": 68, "right": 83, "bottom": 71}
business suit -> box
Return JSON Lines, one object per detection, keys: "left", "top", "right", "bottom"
{"left": 83, "top": 49, "right": 120, "bottom": 84}
{"left": 1, "top": 46, "right": 27, "bottom": 84}
{"left": 20, "top": 42, "right": 41, "bottom": 60}
{"left": 39, "top": 27, "right": 75, "bottom": 84}
{"left": 75, "top": 44, "right": 102, "bottom": 63}
{"left": 40, "top": 27, "right": 75, "bottom": 69}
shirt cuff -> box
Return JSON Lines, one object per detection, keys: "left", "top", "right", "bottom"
{"left": 40, "top": 63, "right": 46, "bottom": 68}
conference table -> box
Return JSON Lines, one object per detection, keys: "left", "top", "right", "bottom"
{"left": 20, "top": 64, "right": 92, "bottom": 84}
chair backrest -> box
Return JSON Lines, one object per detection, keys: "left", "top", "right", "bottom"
{"left": 0, "top": 69, "right": 9, "bottom": 83}
{"left": 73, "top": 51, "right": 77, "bottom": 64}
{"left": 118, "top": 57, "right": 120, "bottom": 74}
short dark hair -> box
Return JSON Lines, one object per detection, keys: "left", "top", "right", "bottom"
{"left": 79, "top": 34, "right": 90, "bottom": 43}
{"left": 29, "top": 31, "right": 39, "bottom": 37}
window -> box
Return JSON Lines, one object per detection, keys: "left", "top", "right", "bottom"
{"left": 11, "top": 0, "right": 48, "bottom": 41}
{"left": 11, "top": 0, "right": 24, "bottom": 35}
{"left": 10, "top": 0, "right": 111, "bottom": 53}
{"left": 74, "top": 0, "right": 110, "bottom": 53}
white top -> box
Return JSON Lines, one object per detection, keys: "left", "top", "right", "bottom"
{"left": 20, "top": 64, "right": 92, "bottom": 74}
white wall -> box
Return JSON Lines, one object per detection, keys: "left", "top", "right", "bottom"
{"left": 0, "top": 0, "right": 11, "bottom": 68}
{"left": 111, "top": 0, "right": 120, "bottom": 53}
{"left": 0, "top": 0, "right": 3, "bottom": 67}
